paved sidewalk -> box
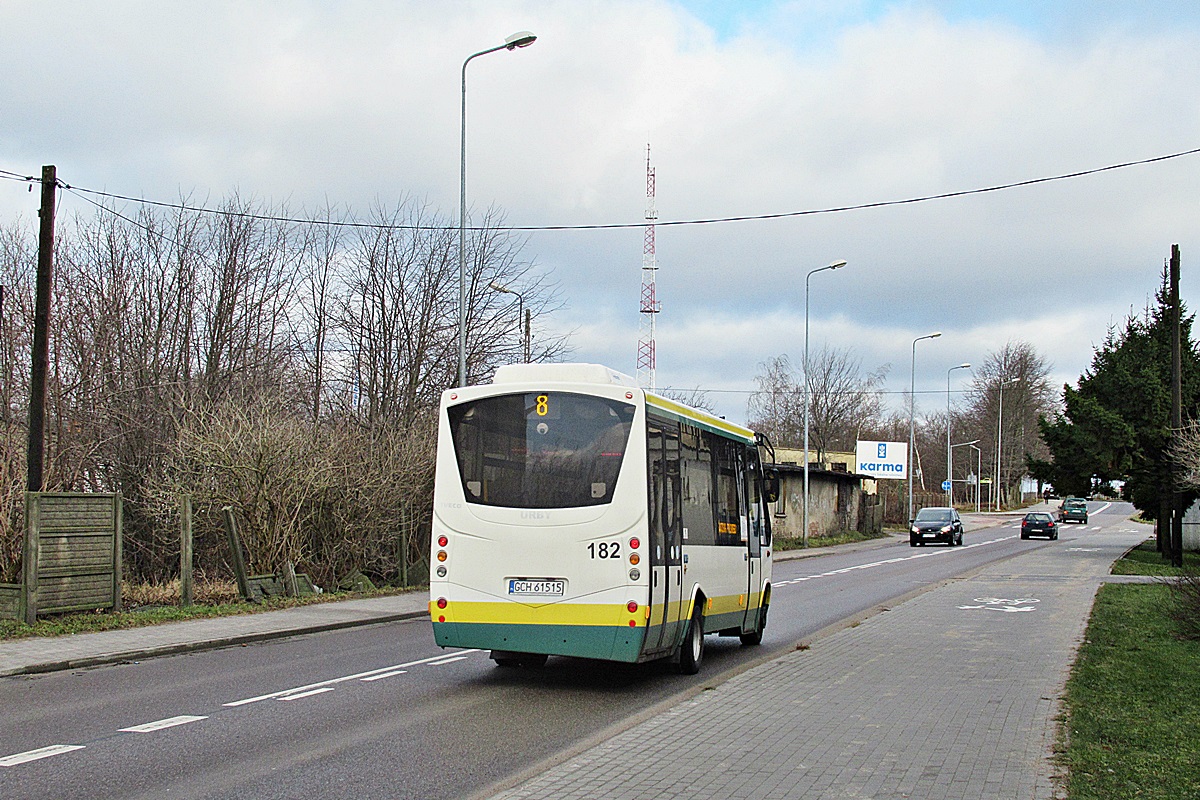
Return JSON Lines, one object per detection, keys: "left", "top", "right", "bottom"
{"left": 486, "top": 522, "right": 1149, "bottom": 800}
{"left": 0, "top": 592, "right": 429, "bottom": 677}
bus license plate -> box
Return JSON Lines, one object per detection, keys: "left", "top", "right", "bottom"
{"left": 508, "top": 579, "right": 565, "bottom": 596}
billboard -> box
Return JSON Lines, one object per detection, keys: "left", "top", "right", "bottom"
{"left": 855, "top": 440, "right": 908, "bottom": 480}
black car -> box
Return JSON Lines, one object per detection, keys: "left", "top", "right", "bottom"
{"left": 909, "top": 506, "right": 964, "bottom": 547}
{"left": 1058, "top": 498, "right": 1088, "bottom": 524}
{"left": 1021, "top": 512, "right": 1058, "bottom": 540}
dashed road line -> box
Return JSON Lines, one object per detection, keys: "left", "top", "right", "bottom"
{"left": 280, "top": 687, "right": 335, "bottom": 701}
{"left": 0, "top": 744, "right": 86, "bottom": 768}
{"left": 223, "top": 649, "right": 481, "bottom": 707}
{"left": 119, "top": 715, "right": 207, "bottom": 733}
{"left": 360, "top": 669, "right": 408, "bottom": 682}
{"left": 427, "top": 655, "right": 470, "bottom": 666}
{"left": 774, "top": 536, "right": 1016, "bottom": 587}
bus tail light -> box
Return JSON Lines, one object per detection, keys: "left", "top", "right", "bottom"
{"left": 629, "top": 553, "right": 640, "bottom": 565}
{"left": 629, "top": 537, "right": 640, "bottom": 550}
{"left": 626, "top": 600, "right": 638, "bottom": 613}
{"left": 628, "top": 568, "right": 640, "bottom": 581}
{"left": 436, "top": 565, "right": 447, "bottom": 578}
{"left": 437, "top": 551, "right": 448, "bottom": 562}
{"left": 437, "top": 535, "right": 448, "bottom": 547}
{"left": 436, "top": 597, "right": 448, "bottom": 609}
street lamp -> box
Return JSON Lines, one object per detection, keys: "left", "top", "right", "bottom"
{"left": 803, "top": 259, "right": 847, "bottom": 547}
{"left": 489, "top": 282, "right": 528, "bottom": 362}
{"left": 458, "top": 30, "right": 537, "bottom": 387}
{"left": 946, "top": 363, "right": 971, "bottom": 506}
{"left": 994, "top": 376, "right": 1021, "bottom": 511}
{"left": 908, "top": 331, "right": 942, "bottom": 520}
{"left": 968, "top": 442, "right": 982, "bottom": 512}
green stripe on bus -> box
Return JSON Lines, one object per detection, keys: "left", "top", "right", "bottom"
{"left": 434, "top": 621, "right": 645, "bottom": 662}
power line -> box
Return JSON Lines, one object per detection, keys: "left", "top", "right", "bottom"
{"left": 1, "top": 143, "right": 1191, "bottom": 233}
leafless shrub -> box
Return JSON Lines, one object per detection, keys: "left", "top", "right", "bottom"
{"left": 1168, "top": 570, "right": 1200, "bottom": 640}
{"left": 0, "top": 195, "right": 561, "bottom": 590}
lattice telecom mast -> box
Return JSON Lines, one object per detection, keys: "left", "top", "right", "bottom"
{"left": 636, "top": 145, "right": 660, "bottom": 390}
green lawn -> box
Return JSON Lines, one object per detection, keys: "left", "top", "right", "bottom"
{"left": 774, "top": 529, "right": 891, "bottom": 551}
{"left": 1111, "top": 539, "right": 1200, "bottom": 576}
{"left": 1060, "top": 583, "right": 1200, "bottom": 799}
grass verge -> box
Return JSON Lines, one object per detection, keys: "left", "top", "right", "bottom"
{"left": 774, "top": 529, "right": 891, "bottom": 551}
{"left": 1060, "top": 583, "right": 1200, "bottom": 799}
{"left": 1111, "top": 539, "right": 1200, "bottom": 576}
{"left": 0, "top": 584, "right": 422, "bottom": 642}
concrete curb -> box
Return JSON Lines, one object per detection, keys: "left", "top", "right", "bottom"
{"left": 1, "top": 609, "right": 430, "bottom": 678}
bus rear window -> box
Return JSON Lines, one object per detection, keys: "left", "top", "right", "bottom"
{"left": 448, "top": 392, "right": 636, "bottom": 508}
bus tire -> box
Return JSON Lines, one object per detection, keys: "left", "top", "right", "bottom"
{"left": 678, "top": 606, "right": 705, "bottom": 675}
{"left": 740, "top": 603, "right": 767, "bottom": 646}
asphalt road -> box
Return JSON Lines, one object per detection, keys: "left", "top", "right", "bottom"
{"left": 0, "top": 501, "right": 1127, "bottom": 800}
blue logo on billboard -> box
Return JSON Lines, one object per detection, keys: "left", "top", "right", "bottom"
{"left": 877, "top": 443, "right": 887, "bottom": 458}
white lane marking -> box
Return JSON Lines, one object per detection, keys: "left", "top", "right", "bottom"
{"left": 776, "top": 536, "right": 1017, "bottom": 586}
{"left": 1094, "top": 502, "right": 1113, "bottom": 514}
{"left": 279, "top": 687, "right": 335, "bottom": 701}
{"left": 360, "top": 670, "right": 408, "bottom": 682}
{"left": 427, "top": 655, "right": 469, "bottom": 666}
{"left": 119, "top": 715, "right": 207, "bottom": 733}
{"left": 224, "top": 649, "right": 481, "bottom": 707}
{"left": 0, "top": 744, "right": 86, "bottom": 767}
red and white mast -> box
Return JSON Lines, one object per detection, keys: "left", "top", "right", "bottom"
{"left": 636, "top": 144, "right": 659, "bottom": 391}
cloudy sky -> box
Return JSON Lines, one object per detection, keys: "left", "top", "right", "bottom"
{"left": 3, "top": 1, "right": 1199, "bottom": 423}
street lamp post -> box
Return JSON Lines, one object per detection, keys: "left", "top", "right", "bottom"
{"left": 458, "top": 31, "right": 537, "bottom": 387}
{"left": 803, "top": 259, "right": 847, "bottom": 547}
{"left": 994, "top": 376, "right": 1021, "bottom": 511}
{"left": 946, "top": 363, "right": 971, "bottom": 506}
{"left": 969, "top": 443, "right": 982, "bottom": 512}
{"left": 489, "top": 282, "right": 528, "bottom": 362}
{"left": 908, "top": 331, "right": 942, "bottom": 520}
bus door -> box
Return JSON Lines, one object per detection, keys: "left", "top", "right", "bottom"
{"left": 742, "top": 446, "right": 764, "bottom": 632}
{"left": 647, "top": 417, "right": 682, "bottom": 652}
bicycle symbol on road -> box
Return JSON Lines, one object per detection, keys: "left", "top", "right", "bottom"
{"left": 957, "top": 597, "right": 1040, "bottom": 613}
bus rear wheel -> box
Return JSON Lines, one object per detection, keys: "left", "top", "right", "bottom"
{"left": 678, "top": 606, "right": 705, "bottom": 674}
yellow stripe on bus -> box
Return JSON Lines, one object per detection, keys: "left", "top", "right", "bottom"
{"left": 430, "top": 592, "right": 762, "bottom": 627}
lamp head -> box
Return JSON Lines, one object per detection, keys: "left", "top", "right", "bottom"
{"left": 959, "top": 362, "right": 971, "bottom": 369}
{"left": 929, "top": 331, "right": 943, "bottom": 339}
{"left": 505, "top": 31, "right": 537, "bottom": 49}
{"left": 829, "top": 260, "right": 847, "bottom": 270}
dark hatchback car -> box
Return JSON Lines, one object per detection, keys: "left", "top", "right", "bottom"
{"left": 1021, "top": 512, "right": 1058, "bottom": 540}
{"left": 909, "top": 506, "right": 964, "bottom": 547}
{"left": 1058, "top": 497, "right": 1088, "bottom": 524}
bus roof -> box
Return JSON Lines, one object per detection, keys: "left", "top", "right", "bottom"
{"left": 493, "top": 363, "right": 637, "bottom": 387}
{"left": 646, "top": 393, "right": 755, "bottom": 444}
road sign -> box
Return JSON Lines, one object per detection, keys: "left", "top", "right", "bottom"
{"left": 941, "top": 480, "right": 952, "bottom": 491}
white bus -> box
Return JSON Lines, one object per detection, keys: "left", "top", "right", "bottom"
{"left": 429, "top": 363, "right": 777, "bottom": 673}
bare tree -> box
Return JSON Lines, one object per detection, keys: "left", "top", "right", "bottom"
{"left": 748, "top": 349, "right": 889, "bottom": 460}
{"left": 746, "top": 355, "right": 804, "bottom": 447}
{"left": 962, "top": 341, "right": 1056, "bottom": 505}
{"left": 807, "top": 345, "right": 889, "bottom": 463}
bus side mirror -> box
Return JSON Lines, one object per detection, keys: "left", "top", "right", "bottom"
{"left": 763, "top": 469, "right": 780, "bottom": 504}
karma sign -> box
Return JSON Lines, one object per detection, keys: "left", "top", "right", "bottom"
{"left": 855, "top": 440, "right": 908, "bottom": 480}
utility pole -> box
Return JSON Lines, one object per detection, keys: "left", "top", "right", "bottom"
{"left": 27, "top": 165, "right": 56, "bottom": 492}
{"left": 1170, "top": 244, "right": 1183, "bottom": 568}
